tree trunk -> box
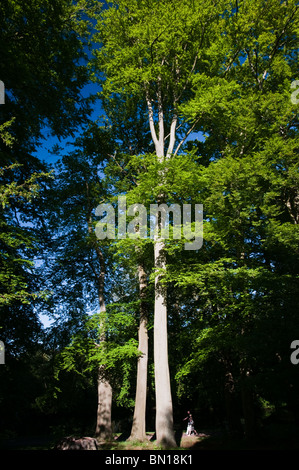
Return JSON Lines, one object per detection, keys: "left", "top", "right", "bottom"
{"left": 87, "top": 214, "right": 113, "bottom": 441}
{"left": 94, "top": 288, "right": 113, "bottom": 441}
{"left": 86, "top": 186, "right": 113, "bottom": 442}
{"left": 154, "top": 239, "right": 177, "bottom": 448}
{"left": 145, "top": 82, "right": 177, "bottom": 448}
{"left": 95, "top": 367, "right": 113, "bottom": 440}
{"left": 129, "top": 262, "right": 148, "bottom": 441}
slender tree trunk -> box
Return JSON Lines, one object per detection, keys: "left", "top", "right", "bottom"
{"left": 145, "top": 84, "right": 177, "bottom": 448}
{"left": 86, "top": 204, "right": 113, "bottom": 441}
{"left": 95, "top": 367, "right": 113, "bottom": 440}
{"left": 94, "top": 302, "right": 113, "bottom": 441}
{"left": 154, "top": 239, "right": 176, "bottom": 448}
{"left": 94, "top": 273, "right": 113, "bottom": 441}
{"left": 129, "top": 262, "right": 148, "bottom": 441}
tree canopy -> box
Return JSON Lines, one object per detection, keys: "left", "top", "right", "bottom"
{"left": 0, "top": 0, "right": 299, "bottom": 451}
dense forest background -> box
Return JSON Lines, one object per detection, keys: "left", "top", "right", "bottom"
{"left": 0, "top": 0, "right": 299, "bottom": 450}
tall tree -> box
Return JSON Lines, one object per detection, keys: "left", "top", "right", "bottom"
{"left": 38, "top": 124, "right": 116, "bottom": 439}
{"left": 91, "top": 0, "right": 230, "bottom": 447}
{"left": 129, "top": 257, "right": 149, "bottom": 441}
{"left": 0, "top": 0, "right": 99, "bottom": 353}
{"left": 91, "top": 0, "right": 298, "bottom": 446}
{"left": 170, "top": 0, "right": 299, "bottom": 437}
{"left": 104, "top": 96, "right": 153, "bottom": 442}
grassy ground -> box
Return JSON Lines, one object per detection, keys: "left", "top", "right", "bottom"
{"left": 98, "top": 432, "right": 206, "bottom": 450}
{"left": 0, "top": 431, "right": 208, "bottom": 451}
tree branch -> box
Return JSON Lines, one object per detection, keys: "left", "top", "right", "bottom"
{"left": 166, "top": 113, "right": 177, "bottom": 157}
{"left": 174, "top": 117, "right": 200, "bottom": 156}
{"left": 145, "top": 84, "right": 160, "bottom": 153}
{"left": 157, "top": 76, "right": 164, "bottom": 158}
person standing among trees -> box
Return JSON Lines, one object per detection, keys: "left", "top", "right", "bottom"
{"left": 183, "top": 411, "right": 198, "bottom": 436}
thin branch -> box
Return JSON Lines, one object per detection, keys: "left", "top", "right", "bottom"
{"left": 145, "top": 84, "right": 160, "bottom": 152}
{"left": 166, "top": 113, "right": 178, "bottom": 157}
{"left": 176, "top": 52, "right": 199, "bottom": 103}
{"left": 157, "top": 76, "right": 164, "bottom": 157}
{"left": 223, "top": 49, "right": 241, "bottom": 76}
{"left": 174, "top": 117, "right": 200, "bottom": 156}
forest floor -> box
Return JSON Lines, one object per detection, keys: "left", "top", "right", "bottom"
{"left": 107, "top": 431, "right": 208, "bottom": 450}
{"left": 0, "top": 430, "right": 231, "bottom": 450}
{"left": 0, "top": 431, "right": 203, "bottom": 451}
{"left": 2, "top": 423, "right": 299, "bottom": 450}
{"left": 98, "top": 425, "right": 299, "bottom": 451}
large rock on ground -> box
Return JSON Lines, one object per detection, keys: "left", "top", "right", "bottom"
{"left": 55, "top": 436, "right": 98, "bottom": 450}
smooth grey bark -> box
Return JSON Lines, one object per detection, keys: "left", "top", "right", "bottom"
{"left": 95, "top": 368, "right": 113, "bottom": 440}
{"left": 153, "top": 239, "right": 176, "bottom": 448}
{"left": 129, "top": 262, "right": 149, "bottom": 441}
{"left": 145, "top": 87, "right": 177, "bottom": 448}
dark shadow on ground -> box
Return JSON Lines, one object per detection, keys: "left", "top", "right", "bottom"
{"left": 0, "top": 435, "right": 53, "bottom": 450}
{"left": 115, "top": 430, "right": 131, "bottom": 441}
{"left": 184, "top": 424, "right": 299, "bottom": 451}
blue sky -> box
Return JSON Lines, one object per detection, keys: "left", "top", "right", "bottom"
{"left": 33, "top": 81, "right": 103, "bottom": 166}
